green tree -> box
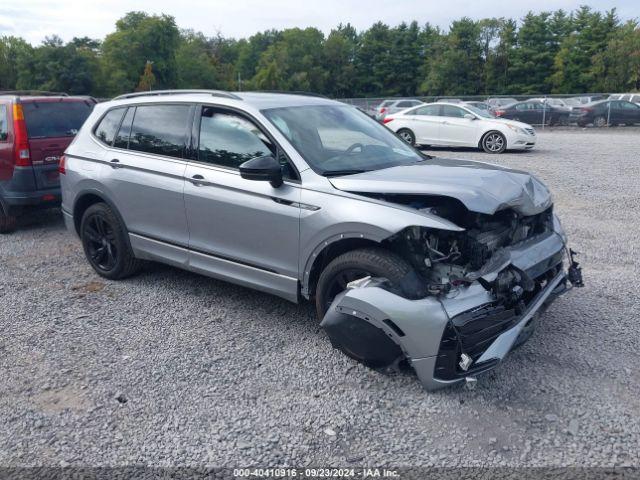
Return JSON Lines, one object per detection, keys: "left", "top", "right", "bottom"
{"left": 592, "top": 21, "right": 640, "bottom": 91}
{"left": 355, "top": 22, "right": 393, "bottom": 95}
{"left": 175, "top": 30, "right": 219, "bottom": 89}
{"left": 323, "top": 24, "right": 358, "bottom": 97}
{"left": 551, "top": 7, "right": 620, "bottom": 93}
{"left": 483, "top": 19, "right": 517, "bottom": 93}
{"left": 0, "top": 36, "right": 32, "bottom": 90}
{"left": 509, "top": 12, "right": 557, "bottom": 94}
{"left": 100, "top": 12, "right": 180, "bottom": 95}
{"left": 423, "top": 18, "right": 483, "bottom": 95}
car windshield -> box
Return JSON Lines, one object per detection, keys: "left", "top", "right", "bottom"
{"left": 464, "top": 105, "right": 493, "bottom": 118}
{"left": 262, "top": 105, "right": 425, "bottom": 175}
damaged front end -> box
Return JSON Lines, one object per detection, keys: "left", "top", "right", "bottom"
{"left": 320, "top": 201, "right": 583, "bottom": 391}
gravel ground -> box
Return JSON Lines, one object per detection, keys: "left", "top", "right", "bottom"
{"left": 0, "top": 128, "right": 639, "bottom": 469}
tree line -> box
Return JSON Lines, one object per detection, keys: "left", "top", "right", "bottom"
{"left": 0, "top": 6, "right": 638, "bottom": 99}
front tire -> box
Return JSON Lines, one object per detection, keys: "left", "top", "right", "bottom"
{"left": 315, "top": 248, "right": 413, "bottom": 320}
{"left": 80, "top": 203, "right": 141, "bottom": 280}
{"left": 396, "top": 128, "right": 415, "bottom": 146}
{"left": 481, "top": 131, "right": 507, "bottom": 154}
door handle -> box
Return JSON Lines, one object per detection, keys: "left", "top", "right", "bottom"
{"left": 190, "top": 174, "right": 205, "bottom": 186}
{"left": 109, "top": 159, "right": 123, "bottom": 169}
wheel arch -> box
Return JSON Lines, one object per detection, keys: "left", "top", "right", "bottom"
{"left": 303, "top": 235, "right": 382, "bottom": 300}
{"left": 479, "top": 129, "right": 508, "bottom": 150}
{"left": 72, "top": 189, "right": 128, "bottom": 239}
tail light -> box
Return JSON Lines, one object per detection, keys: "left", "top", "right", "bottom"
{"left": 12, "top": 104, "right": 31, "bottom": 167}
{"left": 580, "top": 107, "right": 593, "bottom": 113}
{"left": 58, "top": 155, "right": 66, "bottom": 175}
{"left": 379, "top": 107, "right": 387, "bottom": 114}
{"left": 383, "top": 117, "right": 394, "bottom": 124}
{"left": 494, "top": 110, "right": 505, "bottom": 116}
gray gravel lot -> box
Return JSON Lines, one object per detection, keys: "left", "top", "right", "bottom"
{"left": 0, "top": 128, "right": 639, "bottom": 469}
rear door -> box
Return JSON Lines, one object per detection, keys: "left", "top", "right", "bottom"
{"left": 100, "top": 103, "right": 191, "bottom": 249}
{"left": 405, "top": 104, "right": 442, "bottom": 144}
{"left": 22, "top": 99, "right": 94, "bottom": 190}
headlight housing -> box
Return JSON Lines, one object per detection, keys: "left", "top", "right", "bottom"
{"left": 506, "top": 124, "right": 528, "bottom": 135}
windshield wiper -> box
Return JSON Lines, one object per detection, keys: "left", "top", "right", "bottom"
{"left": 322, "top": 169, "right": 368, "bottom": 177}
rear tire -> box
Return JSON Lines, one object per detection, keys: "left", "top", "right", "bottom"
{"left": 315, "top": 247, "right": 413, "bottom": 320}
{"left": 481, "top": 131, "right": 507, "bottom": 154}
{"left": 80, "top": 203, "right": 141, "bottom": 280}
{"left": 396, "top": 128, "right": 415, "bottom": 146}
{"left": 0, "top": 210, "right": 17, "bottom": 234}
{"left": 593, "top": 115, "right": 607, "bottom": 127}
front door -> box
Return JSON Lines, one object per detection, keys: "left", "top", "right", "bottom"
{"left": 183, "top": 106, "right": 301, "bottom": 300}
{"left": 438, "top": 105, "right": 479, "bottom": 146}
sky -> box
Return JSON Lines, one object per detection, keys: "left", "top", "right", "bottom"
{"left": 1, "top": 0, "right": 639, "bottom": 45}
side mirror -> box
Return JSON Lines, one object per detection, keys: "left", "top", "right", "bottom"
{"left": 464, "top": 113, "right": 476, "bottom": 120}
{"left": 239, "top": 155, "right": 283, "bottom": 188}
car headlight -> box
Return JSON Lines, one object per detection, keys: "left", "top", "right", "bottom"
{"left": 506, "top": 124, "right": 528, "bottom": 135}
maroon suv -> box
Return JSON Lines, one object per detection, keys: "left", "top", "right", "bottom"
{"left": 0, "top": 93, "right": 96, "bottom": 232}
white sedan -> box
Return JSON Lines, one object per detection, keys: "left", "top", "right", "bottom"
{"left": 383, "top": 102, "right": 536, "bottom": 153}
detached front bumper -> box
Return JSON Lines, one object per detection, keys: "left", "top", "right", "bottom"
{"left": 321, "top": 230, "right": 577, "bottom": 391}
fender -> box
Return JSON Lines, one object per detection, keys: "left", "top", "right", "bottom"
{"left": 298, "top": 187, "right": 464, "bottom": 297}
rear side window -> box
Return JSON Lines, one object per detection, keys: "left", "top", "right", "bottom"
{"left": 114, "top": 107, "right": 135, "bottom": 149}
{"left": 0, "top": 105, "right": 7, "bottom": 141}
{"left": 412, "top": 105, "right": 440, "bottom": 116}
{"left": 198, "top": 107, "right": 274, "bottom": 169}
{"left": 128, "top": 105, "right": 190, "bottom": 158}
{"left": 22, "top": 101, "right": 93, "bottom": 138}
{"left": 94, "top": 108, "right": 125, "bottom": 146}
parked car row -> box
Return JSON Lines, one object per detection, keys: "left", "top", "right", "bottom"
{"left": 371, "top": 94, "right": 640, "bottom": 127}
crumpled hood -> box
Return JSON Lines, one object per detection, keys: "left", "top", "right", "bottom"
{"left": 328, "top": 158, "right": 552, "bottom": 216}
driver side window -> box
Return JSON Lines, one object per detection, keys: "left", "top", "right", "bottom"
{"left": 441, "top": 105, "right": 466, "bottom": 118}
{"left": 197, "top": 107, "right": 297, "bottom": 180}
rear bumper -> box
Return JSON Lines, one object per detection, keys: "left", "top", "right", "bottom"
{"left": 322, "top": 230, "right": 577, "bottom": 391}
{"left": 0, "top": 166, "right": 61, "bottom": 213}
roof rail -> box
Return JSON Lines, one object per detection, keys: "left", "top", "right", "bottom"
{"left": 0, "top": 90, "right": 69, "bottom": 97}
{"left": 250, "top": 90, "right": 328, "bottom": 98}
{"left": 113, "top": 89, "right": 241, "bottom": 101}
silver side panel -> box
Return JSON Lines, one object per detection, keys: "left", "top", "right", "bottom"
{"left": 129, "top": 233, "right": 299, "bottom": 303}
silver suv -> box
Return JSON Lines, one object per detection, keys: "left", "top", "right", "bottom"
{"left": 61, "top": 90, "right": 583, "bottom": 390}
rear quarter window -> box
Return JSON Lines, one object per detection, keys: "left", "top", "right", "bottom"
{"left": 22, "top": 101, "right": 94, "bottom": 139}
{"left": 94, "top": 108, "right": 126, "bottom": 146}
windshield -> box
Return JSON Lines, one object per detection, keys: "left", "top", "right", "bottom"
{"left": 262, "top": 105, "right": 425, "bottom": 175}
{"left": 464, "top": 105, "right": 493, "bottom": 118}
